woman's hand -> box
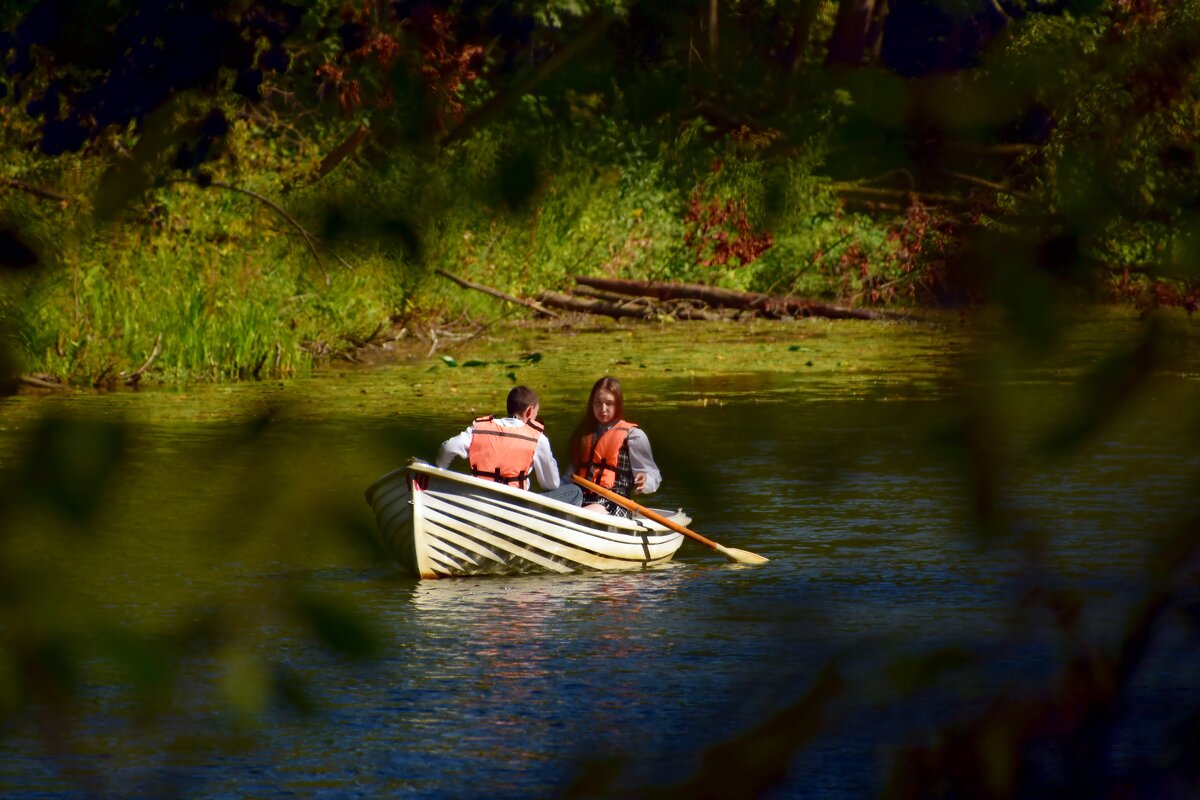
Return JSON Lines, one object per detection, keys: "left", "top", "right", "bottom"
{"left": 634, "top": 472, "right": 647, "bottom": 493}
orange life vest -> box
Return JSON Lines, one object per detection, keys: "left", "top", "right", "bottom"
{"left": 468, "top": 416, "right": 544, "bottom": 487}
{"left": 573, "top": 420, "right": 637, "bottom": 492}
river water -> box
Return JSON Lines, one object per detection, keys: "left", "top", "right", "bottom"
{"left": 0, "top": 314, "right": 1198, "bottom": 798}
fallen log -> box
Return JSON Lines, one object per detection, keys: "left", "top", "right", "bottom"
{"left": 571, "top": 276, "right": 905, "bottom": 320}
{"left": 19, "top": 374, "right": 65, "bottom": 390}
{"left": 575, "top": 276, "right": 753, "bottom": 308}
{"left": 536, "top": 291, "right": 653, "bottom": 320}
{"left": 659, "top": 299, "right": 735, "bottom": 322}
{"left": 830, "top": 183, "right": 981, "bottom": 211}
{"left": 541, "top": 290, "right": 736, "bottom": 322}
{"left": 572, "top": 285, "right": 654, "bottom": 306}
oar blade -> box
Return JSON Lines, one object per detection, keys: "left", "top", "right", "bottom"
{"left": 715, "top": 545, "right": 770, "bottom": 565}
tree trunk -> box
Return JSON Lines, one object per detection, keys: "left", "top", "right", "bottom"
{"left": 825, "top": 0, "right": 877, "bottom": 67}
{"left": 708, "top": 0, "right": 719, "bottom": 64}
{"left": 788, "top": 0, "right": 823, "bottom": 71}
{"left": 784, "top": 0, "right": 824, "bottom": 108}
{"left": 865, "top": 0, "right": 889, "bottom": 62}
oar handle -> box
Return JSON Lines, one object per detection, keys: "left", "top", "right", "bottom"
{"left": 571, "top": 474, "right": 721, "bottom": 550}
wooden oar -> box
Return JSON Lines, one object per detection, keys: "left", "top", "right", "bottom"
{"left": 572, "top": 475, "right": 768, "bottom": 565}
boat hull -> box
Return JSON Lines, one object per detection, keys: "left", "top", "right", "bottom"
{"left": 365, "top": 462, "right": 688, "bottom": 579}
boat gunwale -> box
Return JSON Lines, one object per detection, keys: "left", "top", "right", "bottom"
{"left": 366, "top": 459, "right": 689, "bottom": 534}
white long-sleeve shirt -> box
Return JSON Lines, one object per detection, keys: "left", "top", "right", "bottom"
{"left": 567, "top": 424, "right": 661, "bottom": 494}
{"left": 436, "top": 417, "right": 562, "bottom": 491}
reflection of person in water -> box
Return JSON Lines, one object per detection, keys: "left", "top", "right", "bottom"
{"left": 436, "top": 384, "right": 583, "bottom": 505}
{"left": 569, "top": 376, "right": 661, "bottom": 517}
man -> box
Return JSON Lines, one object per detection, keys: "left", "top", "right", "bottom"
{"left": 436, "top": 385, "right": 583, "bottom": 506}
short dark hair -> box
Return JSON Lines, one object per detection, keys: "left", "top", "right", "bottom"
{"left": 507, "top": 385, "right": 539, "bottom": 416}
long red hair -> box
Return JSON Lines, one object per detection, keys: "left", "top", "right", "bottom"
{"left": 569, "top": 376, "right": 625, "bottom": 465}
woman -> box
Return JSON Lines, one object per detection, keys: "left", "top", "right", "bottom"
{"left": 569, "top": 376, "right": 661, "bottom": 516}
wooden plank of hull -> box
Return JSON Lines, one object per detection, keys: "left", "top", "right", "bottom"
{"left": 425, "top": 491, "right": 636, "bottom": 573}
{"left": 442, "top": 492, "right": 680, "bottom": 568}
{"left": 420, "top": 496, "right": 679, "bottom": 577}
{"left": 409, "top": 472, "right": 438, "bottom": 579}
{"left": 424, "top": 516, "right": 522, "bottom": 569}
{"left": 365, "top": 470, "right": 438, "bottom": 578}
{"left": 365, "top": 462, "right": 686, "bottom": 579}
{"left": 424, "top": 533, "right": 488, "bottom": 568}
{"left": 451, "top": 491, "right": 682, "bottom": 559}
{"left": 423, "top": 503, "right": 578, "bottom": 576}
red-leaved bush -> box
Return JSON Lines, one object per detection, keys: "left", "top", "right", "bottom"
{"left": 683, "top": 184, "right": 774, "bottom": 270}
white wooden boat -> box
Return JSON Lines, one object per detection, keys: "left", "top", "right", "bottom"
{"left": 364, "top": 460, "right": 690, "bottom": 579}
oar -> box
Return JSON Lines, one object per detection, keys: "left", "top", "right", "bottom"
{"left": 572, "top": 474, "right": 768, "bottom": 565}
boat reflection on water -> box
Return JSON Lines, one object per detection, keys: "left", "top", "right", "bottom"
{"left": 408, "top": 566, "right": 693, "bottom": 676}
{"left": 408, "top": 563, "right": 689, "bottom": 620}
{"left": 398, "top": 565, "right": 695, "bottom": 791}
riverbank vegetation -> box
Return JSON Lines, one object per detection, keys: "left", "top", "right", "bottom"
{"left": 2, "top": 0, "right": 1199, "bottom": 388}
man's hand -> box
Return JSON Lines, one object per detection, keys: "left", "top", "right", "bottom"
{"left": 634, "top": 472, "right": 647, "bottom": 493}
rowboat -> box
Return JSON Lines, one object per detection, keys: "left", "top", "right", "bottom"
{"left": 364, "top": 460, "right": 691, "bottom": 579}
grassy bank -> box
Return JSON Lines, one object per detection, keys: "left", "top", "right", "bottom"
{"left": 3, "top": 109, "right": 897, "bottom": 386}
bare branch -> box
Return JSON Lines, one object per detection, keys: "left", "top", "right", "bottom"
{"left": 435, "top": 269, "right": 561, "bottom": 318}
{"left": 206, "top": 180, "right": 324, "bottom": 272}
{"left": 19, "top": 374, "right": 65, "bottom": 390}
{"left": 2, "top": 178, "right": 71, "bottom": 205}
{"left": 169, "top": 178, "right": 354, "bottom": 278}
{"left": 122, "top": 333, "right": 163, "bottom": 387}
{"left": 946, "top": 171, "right": 1030, "bottom": 199}
{"left": 316, "top": 123, "right": 371, "bottom": 181}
